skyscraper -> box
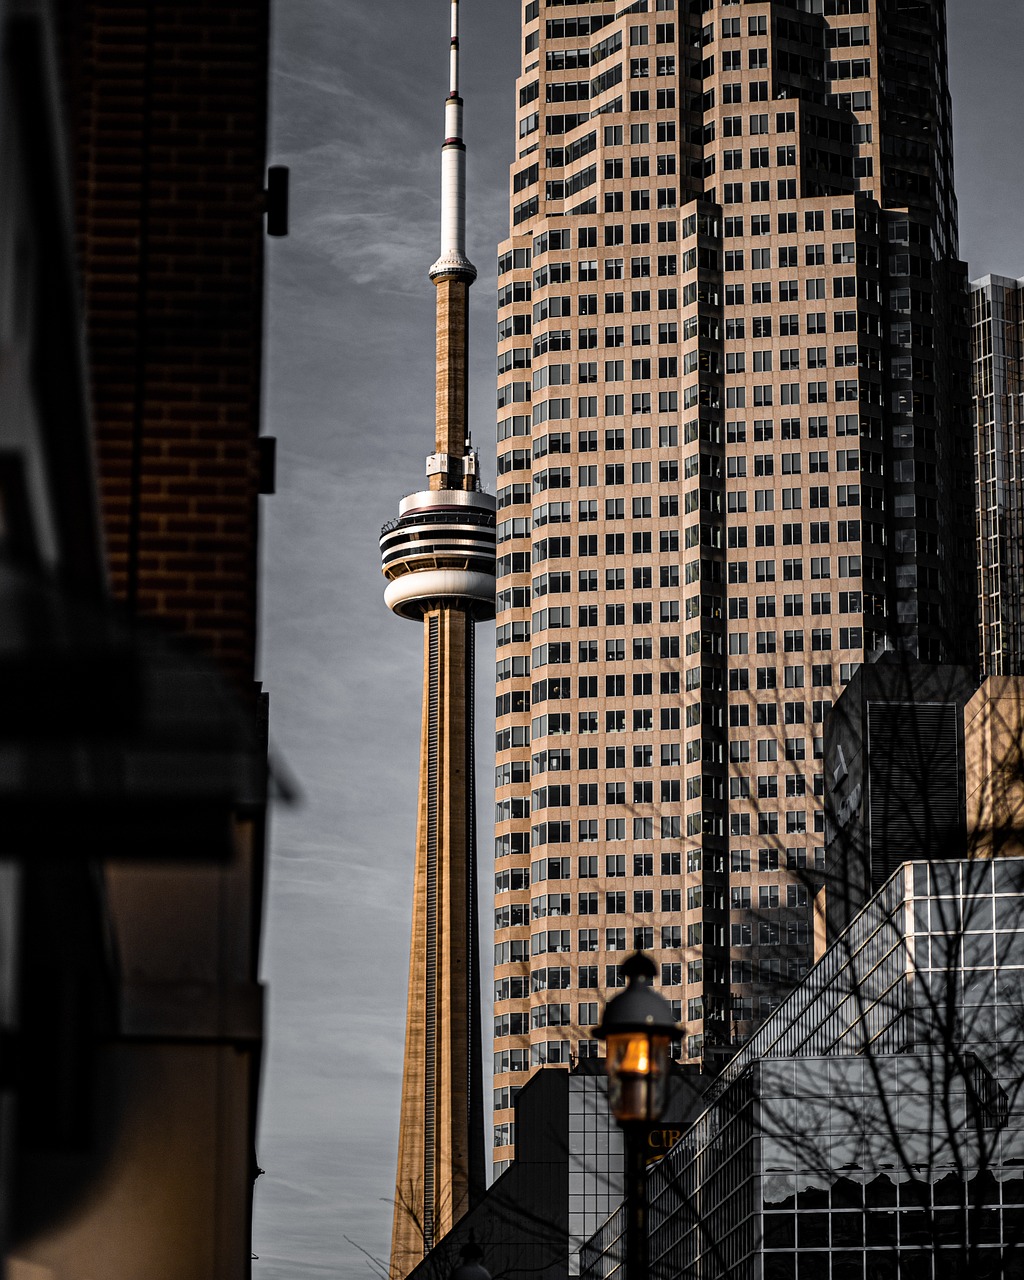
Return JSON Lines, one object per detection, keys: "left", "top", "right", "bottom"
{"left": 380, "top": 2, "right": 495, "bottom": 1272}
{"left": 971, "top": 274, "right": 1024, "bottom": 677}
{"left": 492, "top": 0, "right": 975, "bottom": 1171}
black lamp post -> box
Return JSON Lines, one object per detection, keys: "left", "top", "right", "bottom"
{"left": 596, "top": 951, "right": 680, "bottom": 1280}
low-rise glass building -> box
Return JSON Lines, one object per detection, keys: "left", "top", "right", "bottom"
{"left": 582, "top": 857, "right": 1024, "bottom": 1279}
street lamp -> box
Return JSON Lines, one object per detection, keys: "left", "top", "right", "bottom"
{"left": 596, "top": 951, "right": 680, "bottom": 1280}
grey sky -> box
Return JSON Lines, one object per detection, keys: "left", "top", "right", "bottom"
{"left": 253, "top": 3, "right": 1024, "bottom": 1276}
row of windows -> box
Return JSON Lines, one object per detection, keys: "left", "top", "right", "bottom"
{"left": 498, "top": 319, "right": 871, "bottom": 358}
{"left": 721, "top": 145, "right": 799, "bottom": 171}
{"left": 523, "top": 659, "right": 842, "bottom": 697}
{"left": 490, "top": 964, "right": 697, "bottom": 1005}
{"left": 496, "top": 725, "right": 839, "bottom": 760}
{"left": 503, "top": 543, "right": 864, "bottom": 585}
{"left": 495, "top": 1004, "right": 596, "bottom": 1035}
{"left": 501, "top": 620, "right": 864, "bottom": 665}
{"left": 524, "top": 277, "right": 873, "bottom": 324}
{"left": 512, "top": 209, "right": 865, "bottom": 275}
{"left": 503, "top": 736, "right": 829, "bottom": 780}
{"left": 531, "top": 289, "right": 680, "bottom": 318}
{"left": 496, "top": 852, "right": 815, "bottom": 900}
{"left": 531, "top": 391, "right": 680, "bottom": 418}
{"left": 521, "top": 323, "right": 680, "bottom": 352}
{"left": 730, "top": 884, "right": 810, "bottom": 909}
{"left": 623, "top": 55, "right": 676, "bottom": 77}
{"left": 494, "top": 1040, "right": 598, "bottom": 1075}
{"left": 502, "top": 426, "right": 679, "bottom": 458}
{"left": 719, "top": 382, "right": 863, "bottom": 407}
{"left": 502, "top": 350, "right": 867, "bottom": 386}
{"left": 511, "top": 545, "right": 881, "bottom": 587}
{"left": 732, "top": 920, "right": 812, "bottom": 947}
{"left": 531, "top": 459, "right": 693, "bottom": 486}
{"left": 719, "top": 13, "right": 873, "bottom": 39}
{"left": 498, "top": 964, "right": 836, "bottom": 1017}
{"left": 494, "top": 714, "right": 836, "bottom": 755}
{"left": 723, "top": 357, "right": 863, "bottom": 379}
{"left": 533, "top": 254, "right": 681, "bottom": 285}
{"left": 500, "top": 574, "right": 865, "bottom": 619}
{"left": 517, "top": 611, "right": 849, "bottom": 645}
{"left": 499, "top": 883, "right": 812, "bottom": 921}
{"left": 529, "top": 927, "right": 692, "bottom": 954}
{"left": 528, "top": 777, "right": 691, "bottom": 805}
{"left": 517, "top": 602, "right": 867, "bottom": 633}
{"left": 499, "top": 422, "right": 866, "bottom": 467}
{"left": 524, "top": 671, "right": 840, "bottom": 707}
{"left": 514, "top": 808, "right": 826, "bottom": 845}
{"left": 721, "top": 277, "right": 869, "bottom": 302}
{"left": 528, "top": 806, "right": 825, "bottom": 843}
{"left": 517, "top": 627, "right": 858, "bottom": 674}
{"left": 516, "top": 207, "right": 857, "bottom": 267}
{"left": 503, "top": 767, "right": 825, "bottom": 799}
{"left": 510, "top": 391, "right": 866, "bottom": 426}
{"left": 725, "top": 209, "right": 861, "bottom": 236}
{"left": 719, "top": 178, "right": 856, "bottom": 203}
{"left": 722, "top": 243, "right": 863, "bottom": 268}
{"left": 729, "top": 600, "right": 859, "bottom": 629}
{"left": 499, "top": 848, "right": 810, "bottom": 893}
{"left": 531, "top": 851, "right": 690, "bottom": 879}
{"left": 529, "top": 774, "right": 828, "bottom": 816}
{"left": 530, "top": 815, "right": 691, "bottom": 843}
{"left": 528, "top": 83, "right": 679, "bottom": 116}
{"left": 502, "top": 480, "right": 870, "bottom": 520}
{"left": 599, "top": 186, "right": 679, "bottom": 213}
{"left": 726, "top": 449, "right": 861, "bottom": 471}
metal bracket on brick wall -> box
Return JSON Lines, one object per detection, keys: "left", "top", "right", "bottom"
{"left": 258, "top": 437, "right": 277, "bottom": 494}
{"left": 264, "top": 166, "right": 289, "bottom": 237}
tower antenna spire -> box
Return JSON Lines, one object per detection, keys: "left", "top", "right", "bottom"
{"left": 431, "top": 0, "right": 476, "bottom": 282}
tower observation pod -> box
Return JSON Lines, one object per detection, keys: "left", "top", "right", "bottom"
{"left": 381, "top": 486, "right": 497, "bottom": 621}
{"left": 380, "top": 3, "right": 493, "bottom": 1277}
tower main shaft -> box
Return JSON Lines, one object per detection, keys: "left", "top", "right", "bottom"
{"left": 380, "top": 3, "right": 493, "bottom": 1275}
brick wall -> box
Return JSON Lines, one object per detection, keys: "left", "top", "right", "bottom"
{"left": 56, "top": 1, "right": 270, "bottom": 688}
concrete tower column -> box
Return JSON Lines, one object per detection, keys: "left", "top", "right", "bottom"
{"left": 380, "top": 3, "right": 493, "bottom": 1275}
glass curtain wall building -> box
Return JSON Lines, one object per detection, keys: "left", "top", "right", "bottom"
{"left": 580, "top": 856, "right": 1024, "bottom": 1279}
{"left": 971, "top": 275, "right": 1024, "bottom": 678}
{"left": 492, "top": 0, "right": 976, "bottom": 1170}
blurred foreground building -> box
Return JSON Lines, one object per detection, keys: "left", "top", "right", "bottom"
{"left": 0, "top": 1, "right": 276, "bottom": 1276}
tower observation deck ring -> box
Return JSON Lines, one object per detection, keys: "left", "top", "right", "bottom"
{"left": 380, "top": 487, "right": 496, "bottom": 621}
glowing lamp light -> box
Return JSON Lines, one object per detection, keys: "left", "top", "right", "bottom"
{"left": 596, "top": 952, "right": 679, "bottom": 1125}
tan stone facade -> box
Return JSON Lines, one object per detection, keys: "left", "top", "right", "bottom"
{"left": 965, "top": 677, "right": 1024, "bottom": 861}
{"left": 491, "top": 0, "right": 974, "bottom": 1168}
{"left": 433, "top": 277, "right": 472, "bottom": 482}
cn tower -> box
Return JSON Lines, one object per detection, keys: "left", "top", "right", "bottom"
{"left": 379, "top": 2, "right": 493, "bottom": 1275}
